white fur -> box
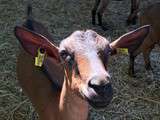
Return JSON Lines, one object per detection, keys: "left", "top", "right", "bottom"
{"left": 59, "top": 29, "right": 110, "bottom": 78}
{"left": 59, "top": 30, "right": 109, "bottom": 54}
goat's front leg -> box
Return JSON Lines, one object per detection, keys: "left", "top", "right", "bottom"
{"left": 92, "top": 0, "right": 101, "bottom": 25}
{"left": 129, "top": 54, "right": 135, "bottom": 77}
{"left": 127, "top": 0, "right": 140, "bottom": 25}
{"left": 97, "top": 0, "right": 109, "bottom": 30}
{"left": 143, "top": 47, "right": 153, "bottom": 71}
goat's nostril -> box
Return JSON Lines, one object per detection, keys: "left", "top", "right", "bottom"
{"left": 89, "top": 81, "right": 113, "bottom": 96}
{"left": 88, "top": 78, "right": 109, "bottom": 89}
{"left": 88, "top": 76, "right": 110, "bottom": 87}
{"left": 88, "top": 77, "right": 113, "bottom": 97}
{"left": 106, "top": 76, "right": 111, "bottom": 81}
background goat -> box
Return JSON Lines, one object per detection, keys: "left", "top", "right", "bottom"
{"left": 128, "top": 3, "right": 160, "bottom": 76}
{"left": 92, "top": 0, "right": 140, "bottom": 30}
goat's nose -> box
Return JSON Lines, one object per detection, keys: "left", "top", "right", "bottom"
{"left": 88, "top": 76, "right": 112, "bottom": 96}
{"left": 88, "top": 76, "right": 111, "bottom": 87}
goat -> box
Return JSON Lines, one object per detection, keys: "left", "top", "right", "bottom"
{"left": 92, "top": 0, "right": 140, "bottom": 30}
{"left": 14, "top": 5, "right": 150, "bottom": 120}
{"left": 128, "top": 3, "right": 160, "bottom": 76}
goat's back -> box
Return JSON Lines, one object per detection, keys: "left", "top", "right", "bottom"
{"left": 140, "top": 3, "right": 160, "bottom": 44}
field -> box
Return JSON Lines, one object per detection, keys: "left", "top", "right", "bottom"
{"left": 0, "top": 0, "right": 160, "bottom": 119}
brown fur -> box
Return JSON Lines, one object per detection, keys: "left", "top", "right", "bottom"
{"left": 16, "top": 5, "right": 89, "bottom": 120}
{"left": 129, "top": 3, "right": 160, "bottom": 76}
{"left": 17, "top": 49, "right": 89, "bottom": 120}
{"left": 16, "top": 25, "right": 150, "bottom": 119}
{"left": 15, "top": 4, "right": 150, "bottom": 119}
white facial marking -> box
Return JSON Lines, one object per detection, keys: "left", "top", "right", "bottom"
{"left": 86, "top": 50, "right": 107, "bottom": 77}
{"left": 59, "top": 29, "right": 109, "bottom": 79}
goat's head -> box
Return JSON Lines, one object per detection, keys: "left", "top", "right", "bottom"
{"left": 59, "top": 30, "right": 113, "bottom": 108}
{"left": 15, "top": 25, "right": 150, "bottom": 109}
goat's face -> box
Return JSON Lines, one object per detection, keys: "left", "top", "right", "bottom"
{"left": 59, "top": 30, "right": 113, "bottom": 108}
{"left": 15, "top": 25, "right": 150, "bottom": 109}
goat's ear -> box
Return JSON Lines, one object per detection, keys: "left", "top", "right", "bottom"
{"left": 15, "top": 26, "right": 60, "bottom": 62}
{"left": 109, "top": 25, "right": 150, "bottom": 54}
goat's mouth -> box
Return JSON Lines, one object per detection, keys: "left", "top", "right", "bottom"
{"left": 80, "top": 87, "right": 112, "bottom": 109}
{"left": 87, "top": 99, "right": 110, "bottom": 109}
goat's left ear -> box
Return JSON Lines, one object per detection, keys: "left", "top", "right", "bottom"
{"left": 109, "top": 25, "right": 150, "bottom": 54}
{"left": 15, "top": 26, "right": 60, "bottom": 62}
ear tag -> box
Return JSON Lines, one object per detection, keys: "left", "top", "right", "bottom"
{"left": 116, "top": 48, "right": 128, "bottom": 55}
{"left": 35, "top": 48, "right": 46, "bottom": 67}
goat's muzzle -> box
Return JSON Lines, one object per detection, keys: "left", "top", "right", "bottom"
{"left": 80, "top": 76, "right": 113, "bottom": 109}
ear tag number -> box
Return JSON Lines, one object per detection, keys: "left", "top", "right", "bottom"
{"left": 116, "top": 48, "right": 128, "bottom": 55}
{"left": 35, "top": 48, "right": 46, "bottom": 67}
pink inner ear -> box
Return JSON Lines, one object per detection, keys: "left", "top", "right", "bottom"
{"left": 110, "top": 25, "right": 150, "bottom": 52}
{"left": 15, "top": 26, "right": 60, "bottom": 61}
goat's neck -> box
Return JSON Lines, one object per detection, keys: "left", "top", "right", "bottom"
{"left": 58, "top": 70, "right": 89, "bottom": 120}
{"left": 18, "top": 50, "right": 89, "bottom": 120}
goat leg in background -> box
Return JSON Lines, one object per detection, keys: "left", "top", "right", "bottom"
{"left": 92, "top": 0, "right": 110, "bottom": 30}
{"left": 129, "top": 54, "right": 135, "bottom": 77}
{"left": 127, "top": 0, "right": 140, "bottom": 25}
{"left": 142, "top": 43, "right": 155, "bottom": 71}
{"left": 97, "top": 0, "right": 110, "bottom": 30}
{"left": 92, "top": 0, "right": 101, "bottom": 25}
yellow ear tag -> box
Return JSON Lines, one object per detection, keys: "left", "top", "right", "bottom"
{"left": 116, "top": 48, "right": 129, "bottom": 55}
{"left": 35, "top": 48, "right": 46, "bottom": 67}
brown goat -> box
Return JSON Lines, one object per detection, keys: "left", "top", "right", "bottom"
{"left": 128, "top": 3, "right": 160, "bottom": 76}
{"left": 14, "top": 5, "right": 150, "bottom": 120}
{"left": 92, "top": 0, "right": 140, "bottom": 30}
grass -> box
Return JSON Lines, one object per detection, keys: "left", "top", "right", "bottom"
{"left": 0, "top": 0, "right": 160, "bottom": 119}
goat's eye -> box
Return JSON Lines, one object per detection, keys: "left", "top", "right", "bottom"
{"left": 97, "top": 51, "right": 101, "bottom": 56}
{"left": 98, "top": 50, "right": 103, "bottom": 56}
{"left": 60, "top": 50, "right": 73, "bottom": 62}
{"left": 60, "top": 50, "right": 70, "bottom": 60}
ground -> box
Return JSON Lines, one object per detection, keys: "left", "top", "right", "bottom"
{"left": 0, "top": 0, "right": 160, "bottom": 120}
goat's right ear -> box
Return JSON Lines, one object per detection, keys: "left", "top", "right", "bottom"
{"left": 15, "top": 26, "right": 60, "bottom": 62}
{"left": 109, "top": 25, "right": 150, "bottom": 54}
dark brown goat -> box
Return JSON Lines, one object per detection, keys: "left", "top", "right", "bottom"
{"left": 15, "top": 5, "right": 149, "bottom": 120}
{"left": 92, "top": 0, "right": 140, "bottom": 30}
{"left": 129, "top": 3, "right": 160, "bottom": 76}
